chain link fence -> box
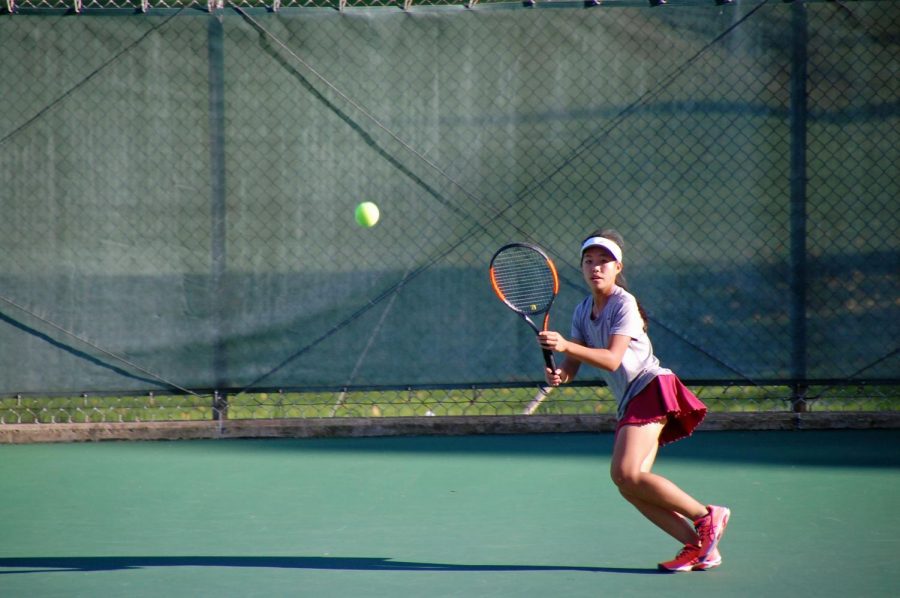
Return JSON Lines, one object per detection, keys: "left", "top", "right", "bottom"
{"left": 1, "top": 1, "right": 898, "bottom": 428}
{"left": 2, "top": 382, "right": 899, "bottom": 425}
{"left": 5, "top": 0, "right": 629, "bottom": 12}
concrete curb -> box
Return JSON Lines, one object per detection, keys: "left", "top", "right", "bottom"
{"left": 2, "top": 412, "right": 898, "bottom": 443}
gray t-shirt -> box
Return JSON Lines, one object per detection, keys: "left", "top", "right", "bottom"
{"left": 570, "top": 285, "right": 671, "bottom": 419}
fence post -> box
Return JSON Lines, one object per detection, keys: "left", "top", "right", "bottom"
{"left": 789, "top": 0, "right": 808, "bottom": 412}
{"left": 208, "top": 14, "right": 229, "bottom": 420}
{"left": 213, "top": 390, "right": 229, "bottom": 421}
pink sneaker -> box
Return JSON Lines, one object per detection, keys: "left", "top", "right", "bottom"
{"left": 695, "top": 505, "right": 731, "bottom": 560}
{"left": 658, "top": 543, "right": 703, "bottom": 572}
{"left": 694, "top": 547, "right": 722, "bottom": 571}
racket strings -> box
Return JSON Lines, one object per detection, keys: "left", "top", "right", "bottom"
{"left": 491, "top": 249, "right": 556, "bottom": 313}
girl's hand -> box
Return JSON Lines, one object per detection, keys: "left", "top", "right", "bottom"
{"left": 537, "top": 330, "right": 568, "bottom": 353}
{"left": 544, "top": 366, "right": 565, "bottom": 387}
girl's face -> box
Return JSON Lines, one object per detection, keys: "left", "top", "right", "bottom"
{"left": 581, "top": 246, "right": 622, "bottom": 295}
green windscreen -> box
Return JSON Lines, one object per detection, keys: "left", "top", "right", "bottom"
{"left": 1, "top": 3, "right": 897, "bottom": 395}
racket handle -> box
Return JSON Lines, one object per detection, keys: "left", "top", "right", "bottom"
{"left": 542, "top": 349, "right": 556, "bottom": 372}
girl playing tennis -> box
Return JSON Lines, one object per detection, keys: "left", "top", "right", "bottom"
{"left": 537, "top": 229, "right": 730, "bottom": 572}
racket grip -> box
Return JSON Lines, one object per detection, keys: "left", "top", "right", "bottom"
{"left": 542, "top": 349, "right": 556, "bottom": 372}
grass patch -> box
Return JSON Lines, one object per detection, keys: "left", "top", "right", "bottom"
{"left": 2, "top": 384, "right": 897, "bottom": 424}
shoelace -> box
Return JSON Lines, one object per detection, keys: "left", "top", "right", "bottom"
{"left": 696, "top": 516, "right": 715, "bottom": 544}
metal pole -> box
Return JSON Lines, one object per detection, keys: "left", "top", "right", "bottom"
{"left": 789, "top": 1, "right": 809, "bottom": 412}
{"left": 208, "top": 14, "right": 229, "bottom": 421}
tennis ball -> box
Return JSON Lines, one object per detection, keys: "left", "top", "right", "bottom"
{"left": 354, "top": 201, "right": 380, "bottom": 228}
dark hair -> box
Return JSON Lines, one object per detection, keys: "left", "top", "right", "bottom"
{"left": 581, "top": 228, "right": 649, "bottom": 332}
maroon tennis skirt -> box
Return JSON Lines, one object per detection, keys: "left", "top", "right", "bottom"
{"left": 615, "top": 374, "right": 707, "bottom": 446}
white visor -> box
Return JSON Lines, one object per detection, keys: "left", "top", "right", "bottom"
{"left": 581, "top": 237, "right": 623, "bottom": 262}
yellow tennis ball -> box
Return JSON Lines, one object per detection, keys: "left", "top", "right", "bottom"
{"left": 354, "top": 202, "right": 380, "bottom": 228}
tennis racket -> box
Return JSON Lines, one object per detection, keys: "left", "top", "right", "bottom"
{"left": 489, "top": 243, "right": 560, "bottom": 372}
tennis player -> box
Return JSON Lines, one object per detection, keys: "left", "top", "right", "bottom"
{"left": 537, "top": 229, "right": 730, "bottom": 572}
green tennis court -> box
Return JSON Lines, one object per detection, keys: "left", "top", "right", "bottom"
{"left": 2, "top": 429, "right": 898, "bottom": 597}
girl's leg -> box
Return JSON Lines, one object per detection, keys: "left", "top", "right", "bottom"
{"left": 610, "top": 422, "right": 707, "bottom": 544}
{"left": 623, "top": 491, "right": 698, "bottom": 546}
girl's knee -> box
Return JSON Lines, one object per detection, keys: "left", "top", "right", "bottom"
{"left": 610, "top": 466, "right": 641, "bottom": 493}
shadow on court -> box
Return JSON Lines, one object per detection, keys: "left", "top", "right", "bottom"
{"left": 184, "top": 430, "right": 900, "bottom": 469}
{"left": 0, "top": 556, "right": 660, "bottom": 576}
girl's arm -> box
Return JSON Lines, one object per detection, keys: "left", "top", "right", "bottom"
{"left": 538, "top": 331, "right": 631, "bottom": 376}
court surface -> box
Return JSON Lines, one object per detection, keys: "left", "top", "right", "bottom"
{"left": 2, "top": 429, "right": 898, "bottom": 597}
